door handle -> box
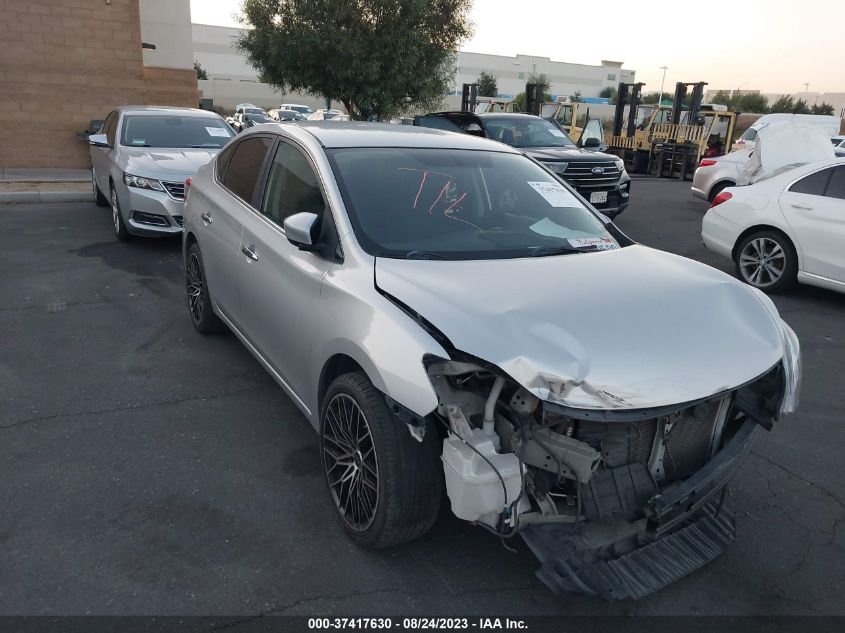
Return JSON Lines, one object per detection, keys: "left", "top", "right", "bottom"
{"left": 241, "top": 243, "right": 259, "bottom": 261}
{"left": 200, "top": 212, "right": 213, "bottom": 224}
{"left": 790, "top": 204, "right": 813, "bottom": 211}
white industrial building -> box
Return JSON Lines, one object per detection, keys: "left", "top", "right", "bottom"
{"left": 192, "top": 23, "right": 636, "bottom": 111}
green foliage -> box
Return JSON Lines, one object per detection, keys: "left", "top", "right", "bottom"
{"left": 527, "top": 73, "right": 551, "bottom": 94}
{"left": 769, "top": 95, "right": 795, "bottom": 113}
{"left": 194, "top": 60, "right": 208, "bottom": 81}
{"left": 793, "top": 98, "right": 811, "bottom": 114}
{"left": 641, "top": 92, "right": 663, "bottom": 105}
{"left": 812, "top": 102, "right": 835, "bottom": 115}
{"left": 599, "top": 86, "right": 617, "bottom": 104}
{"left": 238, "top": 0, "right": 473, "bottom": 121}
{"left": 477, "top": 71, "right": 498, "bottom": 97}
{"left": 512, "top": 91, "right": 552, "bottom": 112}
{"left": 736, "top": 93, "right": 768, "bottom": 113}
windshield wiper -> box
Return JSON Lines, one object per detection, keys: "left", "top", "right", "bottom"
{"left": 403, "top": 250, "right": 451, "bottom": 260}
{"left": 527, "top": 245, "right": 581, "bottom": 257}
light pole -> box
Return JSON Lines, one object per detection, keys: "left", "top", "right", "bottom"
{"left": 658, "top": 66, "right": 668, "bottom": 106}
{"left": 730, "top": 82, "right": 748, "bottom": 100}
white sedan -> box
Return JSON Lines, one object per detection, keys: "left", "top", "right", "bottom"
{"left": 702, "top": 158, "right": 845, "bottom": 293}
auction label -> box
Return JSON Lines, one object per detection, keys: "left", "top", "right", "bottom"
{"left": 308, "top": 617, "right": 527, "bottom": 630}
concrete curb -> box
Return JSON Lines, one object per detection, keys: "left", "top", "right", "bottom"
{"left": 0, "top": 191, "right": 94, "bottom": 204}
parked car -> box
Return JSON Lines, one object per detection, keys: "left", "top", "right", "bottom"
{"left": 308, "top": 109, "right": 349, "bottom": 121}
{"left": 182, "top": 122, "right": 800, "bottom": 600}
{"left": 415, "top": 112, "right": 631, "bottom": 218}
{"left": 733, "top": 114, "right": 840, "bottom": 151}
{"left": 702, "top": 157, "right": 845, "bottom": 293}
{"left": 269, "top": 108, "right": 307, "bottom": 122}
{"left": 691, "top": 148, "right": 752, "bottom": 202}
{"left": 89, "top": 106, "right": 234, "bottom": 240}
{"left": 233, "top": 112, "right": 275, "bottom": 133}
{"left": 279, "top": 103, "right": 314, "bottom": 116}
{"left": 831, "top": 135, "right": 845, "bottom": 149}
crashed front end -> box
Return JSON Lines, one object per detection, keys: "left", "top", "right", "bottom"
{"left": 425, "top": 329, "right": 800, "bottom": 601}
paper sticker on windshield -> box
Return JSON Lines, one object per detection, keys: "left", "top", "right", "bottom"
{"left": 568, "top": 236, "right": 619, "bottom": 251}
{"left": 527, "top": 181, "right": 580, "bottom": 207}
{"left": 206, "top": 127, "right": 230, "bottom": 137}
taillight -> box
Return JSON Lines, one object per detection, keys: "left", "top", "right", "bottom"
{"left": 710, "top": 191, "right": 733, "bottom": 208}
{"left": 699, "top": 159, "right": 717, "bottom": 167}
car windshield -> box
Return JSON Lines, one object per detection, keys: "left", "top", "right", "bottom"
{"left": 289, "top": 105, "right": 311, "bottom": 114}
{"left": 483, "top": 117, "right": 576, "bottom": 148}
{"left": 246, "top": 114, "right": 274, "bottom": 123}
{"left": 120, "top": 115, "right": 234, "bottom": 148}
{"left": 328, "top": 148, "right": 618, "bottom": 260}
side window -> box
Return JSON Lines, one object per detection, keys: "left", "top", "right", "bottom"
{"left": 215, "top": 142, "right": 236, "bottom": 181}
{"left": 742, "top": 127, "right": 758, "bottom": 142}
{"left": 102, "top": 112, "right": 117, "bottom": 145}
{"left": 221, "top": 136, "right": 274, "bottom": 204}
{"left": 789, "top": 168, "right": 833, "bottom": 196}
{"left": 260, "top": 142, "right": 325, "bottom": 226}
{"left": 825, "top": 166, "right": 845, "bottom": 200}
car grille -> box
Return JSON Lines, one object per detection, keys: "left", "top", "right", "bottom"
{"left": 545, "top": 160, "right": 622, "bottom": 189}
{"left": 132, "top": 211, "right": 170, "bottom": 227}
{"left": 161, "top": 180, "right": 186, "bottom": 201}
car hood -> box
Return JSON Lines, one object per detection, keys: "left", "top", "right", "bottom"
{"left": 122, "top": 148, "right": 220, "bottom": 179}
{"left": 375, "top": 245, "right": 786, "bottom": 410}
{"left": 524, "top": 147, "right": 616, "bottom": 162}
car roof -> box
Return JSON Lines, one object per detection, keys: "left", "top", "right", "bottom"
{"left": 292, "top": 121, "right": 521, "bottom": 151}
{"left": 115, "top": 106, "right": 221, "bottom": 117}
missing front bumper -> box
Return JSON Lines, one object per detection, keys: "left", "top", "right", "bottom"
{"left": 520, "top": 417, "right": 758, "bottom": 600}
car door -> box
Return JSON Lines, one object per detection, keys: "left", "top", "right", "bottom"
{"left": 238, "top": 139, "right": 338, "bottom": 408}
{"left": 202, "top": 135, "right": 275, "bottom": 326}
{"left": 92, "top": 111, "right": 117, "bottom": 191}
{"left": 780, "top": 165, "right": 845, "bottom": 281}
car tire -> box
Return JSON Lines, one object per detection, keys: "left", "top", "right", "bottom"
{"left": 185, "top": 242, "right": 225, "bottom": 334}
{"left": 110, "top": 185, "right": 130, "bottom": 241}
{"left": 93, "top": 170, "right": 109, "bottom": 207}
{"left": 708, "top": 181, "right": 733, "bottom": 203}
{"left": 320, "top": 372, "right": 442, "bottom": 549}
{"left": 734, "top": 230, "right": 797, "bottom": 293}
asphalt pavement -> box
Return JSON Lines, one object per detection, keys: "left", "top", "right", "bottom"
{"left": 1, "top": 178, "right": 843, "bottom": 616}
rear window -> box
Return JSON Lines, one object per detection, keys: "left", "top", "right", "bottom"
{"left": 120, "top": 115, "right": 233, "bottom": 149}
{"left": 221, "top": 136, "right": 274, "bottom": 204}
{"left": 789, "top": 167, "right": 832, "bottom": 196}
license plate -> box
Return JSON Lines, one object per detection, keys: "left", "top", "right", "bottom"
{"left": 590, "top": 191, "right": 608, "bottom": 204}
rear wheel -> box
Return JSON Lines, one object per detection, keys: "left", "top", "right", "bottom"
{"left": 320, "top": 372, "right": 442, "bottom": 549}
{"left": 92, "top": 169, "right": 108, "bottom": 207}
{"left": 110, "top": 185, "right": 130, "bottom": 241}
{"left": 708, "top": 181, "right": 732, "bottom": 203}
{"left": 186, "top": 242, "right": 225, "bottom": 334}
{"left": 734, "top": 230, "right": 797, "bottom": 293}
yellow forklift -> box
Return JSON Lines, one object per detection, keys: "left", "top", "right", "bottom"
{"left": 607, "top": 81, "right": 738, "bottom": 178}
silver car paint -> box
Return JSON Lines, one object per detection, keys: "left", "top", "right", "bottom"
{"left": 186, "top": 122, "right": 796, "bottom": 425}
{"left": 690, "top": 149, "right": 751, "bottom": 201}
{"left": 375, "top": 246, "right": 786, "bottom": 410}
{"left": 91, "top": 106, "right": 231, "bottom": 235}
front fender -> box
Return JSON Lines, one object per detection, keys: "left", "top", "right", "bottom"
{"left": 313, "top": 258, "right": 448, "bottom": 424}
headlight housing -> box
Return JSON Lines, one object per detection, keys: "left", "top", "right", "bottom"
{"left": 123, "top": 173, "right": 164, "bottom": 191}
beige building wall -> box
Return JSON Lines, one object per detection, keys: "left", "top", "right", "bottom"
{"left": 0, "top": 0, "right": 199, "bottom": 169}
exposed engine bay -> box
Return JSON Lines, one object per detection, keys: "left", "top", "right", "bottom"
{"left": 423, "top": 356, "right": 787, "bottom": 600}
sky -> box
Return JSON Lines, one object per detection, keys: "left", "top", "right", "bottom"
{"left": 190, "top": 0, "right": 845, "bottom": 95}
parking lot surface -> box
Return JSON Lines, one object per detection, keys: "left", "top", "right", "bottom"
{"left": 1, "top": 178, "right": 844, "bottom": 616}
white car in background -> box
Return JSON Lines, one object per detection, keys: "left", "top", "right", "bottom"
{"left": 308, "top": 109, "right": 350, "bottom": 121}
{"left": 702, "top": 158, "right": 845, "bottom": 293}
{"left": 279, "top": 103, "right": 313, "bottom": 116}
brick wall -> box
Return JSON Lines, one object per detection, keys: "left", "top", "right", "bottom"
{"left": 144, "top": 66, "right": 199, "bottom": 108}
{"left": 0, "top": 0, "right": 198, "bottom": 169}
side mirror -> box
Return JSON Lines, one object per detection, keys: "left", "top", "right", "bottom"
{"left": 284, "top": 212, "right": 319, "bottom": 249}
{"left": 583, "top": 137, "right": 601, "bottom": 149}
{"left": 88, "top": 133, "right": 111, "bottom": 148}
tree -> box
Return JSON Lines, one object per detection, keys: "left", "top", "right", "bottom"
{"left": 477, "top": 71, "right": 498, "bottom": 97}
{"left": 512, "top": 91, "right": 551, "bottom": 112}
{"left": 641, "top": 91, "right": 662, "bottom": 105}
{"left": 237, "top": 0, "right": 473, "bottom": 121}
{"left": 769, "top": 95, "right": 795, "bottom": 113}
{"left": 812, "top": 102, "right": 835, "bottom": 115}
{"left": 194, "top": 60, "right": 208, "bottom": 80}
{"left": 527, "top": 73, "right": 551, "bottom": 94}
{"left": 736, "top": 93, "right": 768, "bottom": 113}
{"left": 793, "top": 98, "right": 811, "bottom": 114}
{"left": 599, "top": 86, "right": 617, "bottom": 104}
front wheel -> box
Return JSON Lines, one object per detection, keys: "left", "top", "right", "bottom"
{"left": 110, "top": 186, "right": 130, "bottom": 241}
{"left": 320, "top": 372, "right": 442, "bottom": 549}
{"left": 734, "top": 230, "right": 797, "bottom": 293}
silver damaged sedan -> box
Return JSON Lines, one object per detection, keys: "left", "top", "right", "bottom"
{"left": 182, "top": 122, "right": 801, "bottom": 600}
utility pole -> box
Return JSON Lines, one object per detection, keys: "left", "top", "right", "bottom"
{"left": 658, "top": 66, "right": 668, "bottom": 106}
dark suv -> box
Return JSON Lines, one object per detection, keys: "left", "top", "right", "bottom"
{"left": 415, "top": 112, "right": 631, "bottom": 217}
